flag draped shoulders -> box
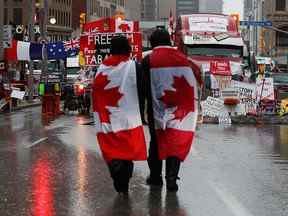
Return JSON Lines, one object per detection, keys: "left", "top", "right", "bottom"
{"left": 149, "top": 46, "right": 198, "bottom": 161}
{"left": 93, "top": 56, "right": 147, "bottom": 162}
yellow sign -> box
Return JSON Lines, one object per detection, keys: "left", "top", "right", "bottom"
{"left": 279, "top": 98, "right": 288, "bottom": 116}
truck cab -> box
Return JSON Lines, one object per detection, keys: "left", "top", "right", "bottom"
{"left": 175, "top": 14, "right": 244, "bottom": 77}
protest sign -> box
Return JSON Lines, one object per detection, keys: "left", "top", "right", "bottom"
{"left": 79, "top": 32, "right": 142, "bottom": 66}
{"left": 231, "top": 81, "right": 257, "bottom": 114}
{"left": 256, "top": 78, "right": 275, "bottom": 101}
{"left": 201, "top": 96, "right": 224, "bottom": 117}
{"left": 11, "top": 90, "right": 26, "bottom": 100}
{"left": 80, "top": 18, "right": 142, "bottom": 66}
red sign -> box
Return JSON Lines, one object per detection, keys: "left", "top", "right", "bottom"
{"left": 83, "top": 18, "right": 139, "bottom": 33}
{"left": 80, "top": 19, "right": 142, "bottom": 66}
{"left": 210, "top": 60, "right": 231, "bottom": 76}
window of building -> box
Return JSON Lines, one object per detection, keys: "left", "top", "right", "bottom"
{"left": 13, "top": 8, "right": 22, "bottom": 24}
{"left": 4, "top": 8, "right": 8, "bottom": 25}
{"left": 276, "top": 0, "right": 286, "bottom": 11}
{"left": 276, "top": 27, "right": 288, "bottom": 47}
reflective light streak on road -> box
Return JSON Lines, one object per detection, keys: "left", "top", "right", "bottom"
{"left": 32, "top": 155, "right": 55, "bottom": 216}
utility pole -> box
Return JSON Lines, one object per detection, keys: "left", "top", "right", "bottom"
{"left": 28, "top": 0, "right": 35, "bottom": 102}
{"left": 0, "top": 0, "right": 4, "bottom": 62}
{"left": 40, "top": 0, "right": 48, "bottom": 83}
{"left": 86, "top": 0, "right": 90, "bottom": 22}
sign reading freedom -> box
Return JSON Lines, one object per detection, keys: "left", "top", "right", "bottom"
{"left": 80, "top": 18, "right": 142, "bottom": 66}
{"left": 80, "top": 32, "right": 142, "bottom": 66}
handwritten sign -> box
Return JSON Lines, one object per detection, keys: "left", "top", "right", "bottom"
{"left": 232, "top": 81, "right": 257, "bottom": 114}
{"left": 256, "top": 78, "right": 274, "bottom": 101}
{"left": 11, "top": 90, "right": 26, "bottom": 100}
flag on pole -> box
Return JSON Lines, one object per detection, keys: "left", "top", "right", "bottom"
{"left": 168, "top": 9, "right": 175, "bottom": 40}
{"left": 5, "top": 40, "right": 43, "bottom": 61}
{"left": 46, "top": 42, "right": 67, "bottom": 60}
{"left": 64, "top": 38, "right": 80, "bottom": 57}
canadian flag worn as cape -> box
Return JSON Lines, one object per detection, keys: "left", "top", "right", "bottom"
{"left": 150, "top": 47, "right": 198, "bottom": 161}
{"left": 93, "top": 55, "right": 147, "bottom": 162}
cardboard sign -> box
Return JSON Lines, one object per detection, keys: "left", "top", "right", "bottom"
{"left": 256, "top": 78, "right": 275, "bottom": 101}
{"left": 201, "top": 96, "right": 224, "bottom": 117}
{"left": 80, "top": 32, "right": 142, "bottom": 66}
{"left": 218, "top": 113, "right": 232, "bottom": 125}
{"left": 11, "top": 90, "right": 26, "bottom": 100}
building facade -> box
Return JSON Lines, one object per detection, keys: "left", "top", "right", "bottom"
{"left": 158, "top": 0, "right": 176, "bottom": 21}
{"left": 263, "top": 0, "right": 288, "bottom": 63}
{"left": 72, "top": 0, "right": 86, "bottom": 30}
{"left": 176, "top": 0, "right": 199, "bottom": 18}
{"left": 126, "top": 0, "right": 141, "bottom": 20}
{"left": 199, "top": 0, "right": 223, "bottom": 14}
{"left": 141, "top": 0, "right": 158, "bottom": 21}
{"left": 3, "top": 0, "right": 73, "bottom": 42}
{"left": 86, "top": 0, "right": 125, "bottom": 21}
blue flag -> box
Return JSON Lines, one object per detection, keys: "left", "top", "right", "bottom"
{"left": 30, "top": 43, "right": 43, "bottom": 60}
{"left": 46, "top": 42, "right": 67, "bottom": 60}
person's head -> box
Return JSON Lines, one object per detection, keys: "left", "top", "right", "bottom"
{"left": 150, "top": 28, "right": 171, "bottom": 48}
{"left": 111, "top": 35, "right": 131, "bottom": 56}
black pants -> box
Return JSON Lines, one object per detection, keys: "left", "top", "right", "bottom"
{"left": 108, "top": 159, "right": 134, "bottom": 193}
{"left": 147, "top": 134, "right": 180, "bottom": 179}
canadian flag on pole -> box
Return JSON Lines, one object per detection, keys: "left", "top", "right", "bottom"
{"left": 150, "top": 47, "right": 198, "bottom": 161}
{"left": 93, "top": 56, "right": 147, "bottom": 162}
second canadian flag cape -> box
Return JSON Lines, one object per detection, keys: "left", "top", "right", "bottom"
{"left": 150, "top": 47, "right": 198, "bottom": 161}
{"left": 93, "top": 56, "right": 147, "bottom": 162}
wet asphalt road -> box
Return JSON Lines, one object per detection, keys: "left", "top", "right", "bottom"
{"left": 0, "top": 107, "right": 288, "bottom": 216}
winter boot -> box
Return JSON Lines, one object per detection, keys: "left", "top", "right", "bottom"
{"left": 109, "top": 160, "right": 133, "bottom": 194}
{"left": 146, "top": 156, "right": 163, "bottom": 186}
{"left": 165, "top": 157, "right": 181, "bottom": 192}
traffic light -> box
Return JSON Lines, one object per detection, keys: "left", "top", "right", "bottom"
{"left": 231, "top": 13, "right": 240, "bottom": 30}
{"left": 35, "top": 0, "right": 44, "bottom": 8}
{"left": 80, "top": 13, "right": 86, "bottom": 29}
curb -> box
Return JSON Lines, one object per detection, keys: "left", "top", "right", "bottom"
{"left": 11, "top": 102, "right": 42, "bottom": 112}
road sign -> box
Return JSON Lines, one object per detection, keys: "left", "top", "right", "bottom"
{"left": 240, "top": 20, "right": 272, "bottom": 27}
{"left": 3, "top": 25, "right": 13, "bottom": 48}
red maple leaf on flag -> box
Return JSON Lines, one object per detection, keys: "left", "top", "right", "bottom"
{"left": 118, "top": 23, "right": 131, "bottom": 32}
{"left": 93, "top": 73, "right": 123, "bottom": 123}
{"left": 160, "top": 75, "right": 195, "bottom": 121}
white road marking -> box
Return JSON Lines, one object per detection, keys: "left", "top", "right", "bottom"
{"left": 209, "top": 181, "right": 254, "bottom": 216}
{"left": 25, "top": 137, "right": 48, "bottom": 148}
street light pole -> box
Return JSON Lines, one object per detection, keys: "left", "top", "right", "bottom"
{"left": 0, "top": 0, "right": 4, "bottom": 62}
{"left": 28, "top": 0, "right": 35, "bottom": 102}
{"left": 40, "top": 0, "right": 48, "bottom": 83}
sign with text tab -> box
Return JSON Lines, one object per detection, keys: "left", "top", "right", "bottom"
{"left": 240, "top": 20, "right": 272, "bottom": 27}
{"left": 80, "top": 18, "right": 142, "bottom": 66}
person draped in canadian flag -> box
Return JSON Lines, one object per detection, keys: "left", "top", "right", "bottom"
{"left": 143, "top": 29, "right": 202, "bottom": 192}
{"left": 92, "top": 36, "right": 147, "bottom": 194}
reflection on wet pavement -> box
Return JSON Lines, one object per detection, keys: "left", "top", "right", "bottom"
{"left": 0, "top": 107, "right": 288, "bottom": 215}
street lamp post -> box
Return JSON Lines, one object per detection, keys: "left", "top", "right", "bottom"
{"left": 28, "top": 0, "right": 35, "bottom": 102}
{"left": 0, "top": 0, "right": 4, "bottom": 62}
{"left": 40, "top": 0, "right": 49, "bottom": 83}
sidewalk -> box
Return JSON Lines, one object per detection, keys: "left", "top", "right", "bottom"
{"left": 0, "top": 99, "right": 42, "bottom": 113}
{"left": 11, "top": 99, "right": 42, "bottom": 111}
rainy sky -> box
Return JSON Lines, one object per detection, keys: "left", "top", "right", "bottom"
{"left": 223, "top": 0, "right": 244, "bottom": 19}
